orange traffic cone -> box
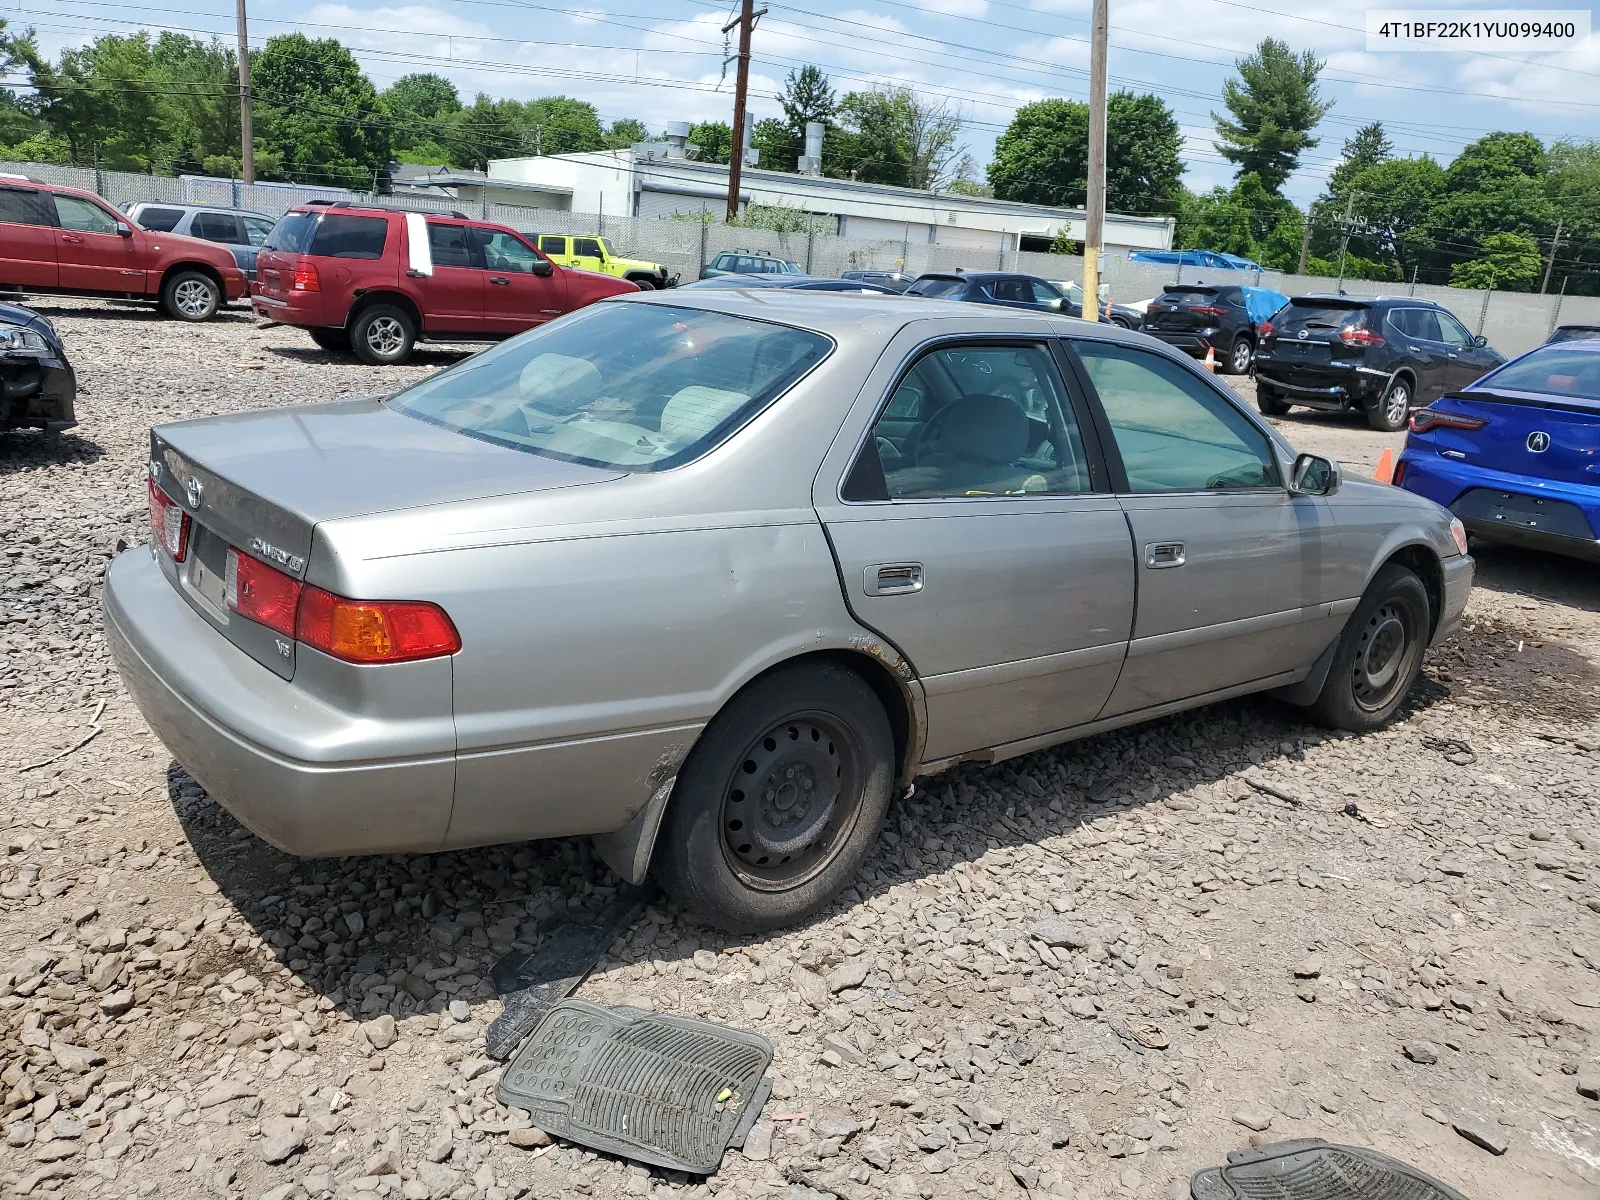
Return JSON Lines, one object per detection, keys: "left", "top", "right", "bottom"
{"left": 1374, "top": 447, "right": 1395, "bottom": 484}
{"left": 1203, "top": 345, "right": 1216, "bottom": 372}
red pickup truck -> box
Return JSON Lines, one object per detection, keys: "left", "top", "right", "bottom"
{"left": 251, "top": 201, "right": 638, "bottom": 364}
{"left": 0, "top": 178, "right": 247, "bottom": 320}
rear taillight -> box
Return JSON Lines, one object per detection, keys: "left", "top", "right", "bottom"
{"left": 296, "top": 586, "right": 460, "bottom": 664}
{"left": 225, "top": 547, "right": 301, "bottom": 637}
{"left": 1409, "top": 408, "right": 1488, "bottom": 434}
{"left": 222, "top": 548, "right": 460, "bottom": 663}
{"left": 291, "top": 261, "right": 320, "bottom": 292}
{"left": 1188, "top": 305, "right": 1226, "bottom": 317}
{"left": 1258, "top": 320, "right": 1274, "bottom": 338}
{"left": 1339, "top": 327, "right": 1384, "bottom": 347}
{"left": 147, "top": 476, "right": 191, "bottom": 562}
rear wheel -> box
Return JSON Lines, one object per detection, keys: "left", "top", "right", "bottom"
{"left": 1367, "top": 377, "right": 1412, "bottom": 431}
{"left": 651, "top": 662, "right": 894, "bottom": 933}
{"left": 1221, "top": 336, "right": 1254, "bottom": 375}
{"left": 1256, "top": 385, "right": 1291, "bottom": 416}
{"left": 308, "top": 328, "right": 350, "bottom": 353}
{"left": 161, "top": 270, "right": 220, "bottom": 321}
{"left": 350, "top": 305, "right": 415, "bottom": 365}
{"left": 1303, "top": 564, "right": 1430, "bottom": 732}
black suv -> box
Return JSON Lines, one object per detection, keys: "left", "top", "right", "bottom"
{"left": 907, "top": 272, "right": 1068, "bottom": 312}
{"left": 1140, "top": 284, "right": 1258, "bottom": 374}
{"left": 1253, "top": 295, "right": 1504, "bottom": 431}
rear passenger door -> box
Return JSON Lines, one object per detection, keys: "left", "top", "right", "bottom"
{"left": 0, "top": 186, "right": 58, "bottom": 289}
{"left": 1066, "top": 339, "right": 1339, "bottom": 716}
{"left": 474, "top": 228, "right": 565, "bottom": 334}
{"left": 423, "top": 220, "right": 486, "bottom": 334}
{"left": 1390, "top": 307, "right": 1445, "bottom": 401}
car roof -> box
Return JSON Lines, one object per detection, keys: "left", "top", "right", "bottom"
{"left": 613, "top": 287, "right": 1168, "bottom": 347}
{"left": 131, "top": 201, "right": 274, "bottom": 220}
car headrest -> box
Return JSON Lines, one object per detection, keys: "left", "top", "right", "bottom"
{"left": 659, "top": 385, "right": 750, "bottom": 444}
{"left": 929, "top": 394, "right": 1029, "bottom": 464}
{"left": 518, "top": 353, "right": 603, "bottom": 407}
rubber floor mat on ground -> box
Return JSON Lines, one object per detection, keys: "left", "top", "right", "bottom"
{"left": 1190, "top": 1138, "right": 1469, "bottom": 1200}
{"left": 495, "top": 999, "right": 773, "bottom": 1175}
{"left": 485, "top": 886, "right": 650, "bottom": 1061}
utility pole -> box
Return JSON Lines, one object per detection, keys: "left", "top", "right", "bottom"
{"left": 1080, "top": 0, "right": 1108, "bottom": 322}
{"left": 1296, "top": 202, "right": 1315, "bottom": 275}
{"left": 1335, "top": 191, "right": 1356, "bottom": 287}
{"left": 724, "top": 0, "right": 756, "bottom": 223}
{"left": 235, "top": 0, "right": 254, "bottom": 185}
{"left": 1540, "top": 217, "right": 1563, "bottom": 294}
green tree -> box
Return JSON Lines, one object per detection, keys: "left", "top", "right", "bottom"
{"left": 1331, "top": 154, "right": 1446, "bottom": 279}
{"left": 522, "top": 96, "right": 604, "bottom": 155}
{"left": 252, "top": 34, "right": 390, "bottom": 188}
{"left": 778, "top": 65, "right": 837, "bottom": 132}
{"left": 604, "top": 118, "right": 649, "bottom": 149}
{"left": 832, "top": 89, "right": 911, "bottom": 185}
{"left": 751, "top": 116, "right": 797, "bottom": 173}
{"left": 988, "top": 92, "right": 1182, "bottom": 212}
{"left": 1212, "top": 38, "right": 1331, "bottom": 192}
{"left": 446, "top": 96, "right": 524, "bottom": 169}
{"left": 1450, "top": 232, "right": 1542, "bottom": 290}
{"left": 381, "top": 73, "right": 460, "bottom": 161}
{"left": 687, "top": 120, "right": 731, "bottom": 165}
{"left": 1326, "top": 120, "right": 1391, "bottom": 197}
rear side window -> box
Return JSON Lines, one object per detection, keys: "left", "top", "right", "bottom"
{"left": 907, "top": 278, "right": 966, "bottom": 298}
{"left": 263, "top": 211, "right": 318, "bottom": 253}
{"left": 193, "top": 212, "right": 244, "bottom": 243}
{"left": 308, "top": 214, "right": 387, "bottom": 259}
{"left": 135, "top": 206, "right": 185, "bottom": 232}
{"left": 0, "top": 188, "right": 50, "bottom": 226}
{"left": 539, "top": 236, "right": 566, "bottom": 255}
{"left": 427, "top": 221, "right": 478, "bottom": 268}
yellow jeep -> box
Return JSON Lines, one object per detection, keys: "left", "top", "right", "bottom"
{"left": 532, "top": 234, "right": 677, "bottom": 290}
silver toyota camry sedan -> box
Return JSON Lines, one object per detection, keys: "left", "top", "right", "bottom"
{"left": 105, "top": 291, "right": 1472, "bottom": 932}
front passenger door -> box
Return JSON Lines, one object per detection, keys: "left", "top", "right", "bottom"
{"left": 53, "top": 193, "right": 140, "bottom": 293}
{"left": 475, "top": 229, "right": 565, "bottom": 334}
{"left": 1068, "top": 340, "right": 1338, "bottom": 717}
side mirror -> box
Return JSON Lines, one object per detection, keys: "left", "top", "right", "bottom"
{"left": 531, "top": 258, "right": 553, "bottom": 277}
{"left": 1049, "top": 297, "right": 1066, "bottom": 312}
{"left": 1472, "top": 334, "right": 1488, "bottom": 348}
{"left": 1289, "top": 452, "right": 1341, "bottom": 496}
{"left": 117, "top": 222, "right": 134, "bottom": 238}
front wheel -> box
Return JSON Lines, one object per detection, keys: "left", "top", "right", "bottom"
{"left": 631, "top": 278, "right": 657, "bottom": 291}
{"left": 651, "top": 662, "right": 895, "bottom": 933}
{"left": 350, "top": 305, "right": 415, "bottom": 365}
{"left": 1221, "top": 336, "right": 1254, "bottom": 375}
{"left": 161, "top": 270, "right": 221, "bottom": 321}
{"left": 1367, "top": 377, "right": 1411, "bottom": 431}
{"left": 1302, "top": 564, "right": 1430, "bottom": 732}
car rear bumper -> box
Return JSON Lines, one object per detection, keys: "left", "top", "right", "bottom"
{"left": 251, "top": 293, "right": 328, "bottom": 327}
{"left": 1397, "top": 449, "right": 1600, "bottom": 563}
{"left": 102, "top": 549, "right": 456, "bottom": 856}
{"left": 1254, "top": 360, "right": 1388, "bottom": 409}
{"left": 1145, "top": 330, "right": 1216, "bottom": 355}
{"left": 0, "top": 353, "right": 76, "bottom": 431}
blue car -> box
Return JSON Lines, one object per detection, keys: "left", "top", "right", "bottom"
{"left": 1128, "top": 249, "right": 1264, "bottom": 273}
{"left": 1397, "top": 338, "right": 1600, "bottom": 562}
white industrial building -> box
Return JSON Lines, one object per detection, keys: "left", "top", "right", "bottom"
{"left": 477, "top": 125, "right": 1173, "bottom": 255}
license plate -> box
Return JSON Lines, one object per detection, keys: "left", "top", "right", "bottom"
{"left": 192, "top": 556, "right": 228, "bottom": 615}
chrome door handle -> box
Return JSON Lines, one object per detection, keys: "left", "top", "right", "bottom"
{"left": 1144, "top": 541, "right": 1186, "bottom": 568}
{"left": 489, "top": 276, "right": 510, "bottom": 285}
{"left": 865, "top": 562, "right": 923, "bottom": 596}
{"left": 1408, "top": 345, "right": 1421, "bottom": 352}
{"left": 1448, "top": 352, "right": 1459, "bottom": 359}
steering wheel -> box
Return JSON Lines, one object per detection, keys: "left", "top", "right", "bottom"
{"left": 908, "top": 400, "right": 967, "bottom": 467}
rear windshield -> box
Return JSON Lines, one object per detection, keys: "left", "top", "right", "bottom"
{"left": 1276, "top": 301, "right": 1369, "bottom": 332}
{"left": 1159, "top": 287, "right": 1220, "bottom": 299}
{"left": 387, "top": 303, "right": 832, "bottom": 471}
{"left": 1476, "top": 346, "right": 1600, "bottom": 402}
{"left": 1547, "top": 326, "right": 1600, "bottom": 344}
{"left": 309, "top": 214, "right": 387, "bottom": 259}
{"left": 907, "top": 277, "right": 966, "bottom": 298}
{"left": 263, "top": 211, "right": 318, "bottom": 253}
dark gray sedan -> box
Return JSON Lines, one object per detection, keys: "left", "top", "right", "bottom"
{"left": 105, "top": 292, "right": 1472, "bottom": 932}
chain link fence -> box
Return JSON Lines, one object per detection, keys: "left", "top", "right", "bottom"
{"left": 6, "top": 161, "right": 1588, "bottom": 358}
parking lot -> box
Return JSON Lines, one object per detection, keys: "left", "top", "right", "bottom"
{"left": 3, "top": 301, "right": 1600, "bottom": 1200}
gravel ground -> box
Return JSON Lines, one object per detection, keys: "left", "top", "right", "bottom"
{"left": 3, "top": 303, "right": 1600, "bottom": 1200}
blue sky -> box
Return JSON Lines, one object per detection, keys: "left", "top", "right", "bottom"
{"left": 19, "top": 0, "right": 1600, "bottom": 210}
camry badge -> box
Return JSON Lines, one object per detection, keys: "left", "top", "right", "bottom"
{"left": 185, "top": 476, "right": 204, "bottom": 509}
{"left": 1526, "top": 431, "right": 1550, "bottom": 453}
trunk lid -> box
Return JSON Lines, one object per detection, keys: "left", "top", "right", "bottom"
{"left": 1261, "top": 299, "right": 1375, "bottom": 372}
{"left": 1426, "top": 391, "right": 1600, "bottom": 488}
{"left": 1144, "top": 286, "right": 1225, "bottom": 332}
{"left": 150, "top": 398, "right": 624, "bottom": 677}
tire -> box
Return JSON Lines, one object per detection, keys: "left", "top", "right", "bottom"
{"left": 1303, "top": 564, "right": 1431, "bottom": 732}
{"left": 350, "top": 304, "right": 416, "bottom": 365}
{"left": 1367, "top": 376, "right": 1412, "bottom": 431}
{"left": 1256, "top": 386, "right": 1291, "bottom": 416}
{"left": 651, "top": 662, "right": 895, "bottom": 933}
{"left": 161, "top": 270, "right": 220, "bottom": 321}
{"left": 308, "top": 328, "right": 350, "bottom": 353}
{"left": 1221, "top": 336, "right": 1254, "bottom": 375}
{"left": 631, "top": 278, "right": 657, "bottom": 291}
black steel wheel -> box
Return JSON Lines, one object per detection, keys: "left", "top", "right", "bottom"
{"left": 652, "top": 662, "right": 894, "bottom": 933}
{"left": 1303, "top": 563, "right": 1431, "bottom": 732}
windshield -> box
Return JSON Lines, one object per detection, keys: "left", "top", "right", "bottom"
{"left": 907, "top": 277, "right": 966, "bottom": 298}
{"left": 1475, "top": 345, "right": 1600, "bottom": 402}
{"left": 386, "top": 303, "right": 832, "bottom": 470}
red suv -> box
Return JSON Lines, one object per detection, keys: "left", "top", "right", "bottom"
{"left": 0, "top": 178, "right": 247, "bottom": 320}
{"left": 251, "top": 202, "right": 638, "bottom": 364}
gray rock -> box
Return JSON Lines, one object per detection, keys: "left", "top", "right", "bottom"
{"left": 259, "top": 1129, "right": 306, "bottom": 1164}
{"left": 1031, "top": 918, "right": 1088, "bottom": 948}
{"left": 1403, "top": 1041, "right": 1439, "bottom": 1065}
{"left": 792, "top": 965, "right": 829, "bottom": 1009}
{"left": 363, "top": 1014, "right": 398, "bottom": 1050}
{"left": 741, "top": 1120, "right": 773, "bottom": 1161}
{"left": 1452, "top": 1114, "right": 1508, "bottom": 1155}
{"left": 1231, "top": 1106, "right": 1273, "bottom": 1132}
{"left": 828, "top": 959, "right": 870, "bottom": 993}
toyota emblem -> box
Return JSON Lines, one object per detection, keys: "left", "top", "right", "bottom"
{"left": 185, "top": 475, "right": 204, "bottom": 509}
{"left": 1526, "top": 431, "right": 1551, "bottom": 454}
